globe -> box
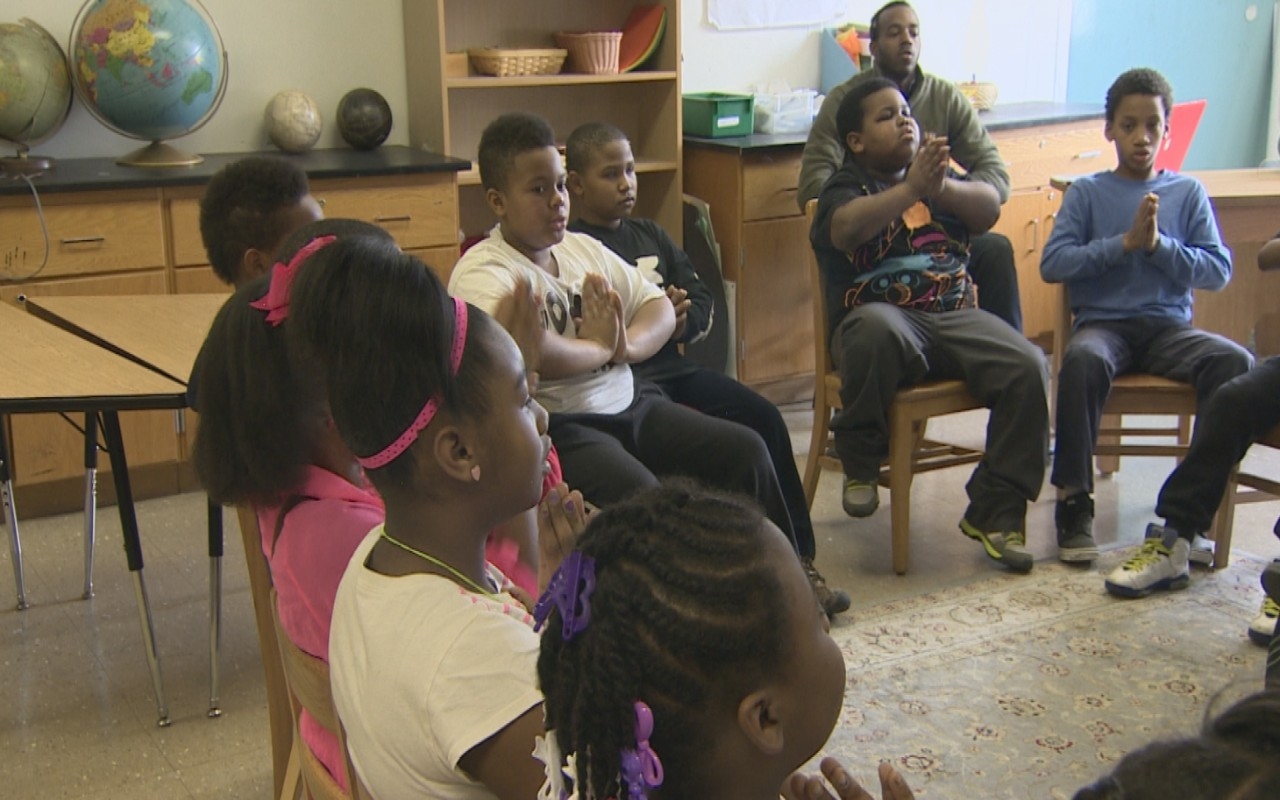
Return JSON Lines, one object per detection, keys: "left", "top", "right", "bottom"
{"left": 69, "top": 0, "right": 227, "bottom": 167}
{"left": 265, "top": 90, "right": 322, "bottom": 153}
{"left": 336, "top": 88, "right": 392, "bottom": 151}
{"left": 0, "top": 18, "right": 73, "bottom": 174}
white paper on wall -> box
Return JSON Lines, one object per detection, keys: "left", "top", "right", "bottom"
{"left": 707, "top": 0, "right": 845, "bottom": 30}
{"left": 1267, "top": 1, "right": 1280, "bottom": 163}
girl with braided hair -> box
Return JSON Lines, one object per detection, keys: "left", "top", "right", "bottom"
{"left": 536, "top": 481, "right": 908, "bottom": 800}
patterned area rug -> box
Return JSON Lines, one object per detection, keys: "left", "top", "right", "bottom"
{"left": 821, "top": 553, "right": 1270, "bottom": 799}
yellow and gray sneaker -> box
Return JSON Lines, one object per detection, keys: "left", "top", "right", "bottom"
{"left": 1249, "top": 595, "right": 1278, "bottom": 647}
{"left": 842, "top": 479, "right": 879, "bottom": 518}
{"left": 1105, "top": 524, "right": 1191, "bottom": 598}
{"left": 1188, "top": 533, "right": 1216, "bottom": 567}
{"left": 959, "top": 519, "right": 1034, "bottom": 573}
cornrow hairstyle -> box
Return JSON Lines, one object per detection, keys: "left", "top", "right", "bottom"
{"left": 836, "top": 76, "right": 899, "bottom": 144}
{"left": 190, "top": 218, "right": 395, "bottom": 506}
{"left": 565, "top": 121, "right": 627, "bottom": 174}
{"left": 537, "top": 480, "right": 790, "bottom": 799}
{"left": 286, "top": 235, "right": 496, "bottom": 496}
{"left": 869, "top": 1, "right": 913, "bottom": 43}
{"left": 199, "top": 156, "right": 311, "bottom": 285}
{"left": 1104, "top": 67, "right": 1173, "bottom": 123}
{"left": 478, "top": 112, "right": 557, "bottom": 192}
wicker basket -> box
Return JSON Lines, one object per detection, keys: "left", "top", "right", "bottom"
{"left": 554, "top": 31, "right": 623, "bottom": 75}
{"left": 468, "top": 47, "right": 567, "bottom": 77}
{"left": 957, "top": 81, "right": 998, "bottom": 111}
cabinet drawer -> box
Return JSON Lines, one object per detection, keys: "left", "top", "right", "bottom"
{"left": 313, "top": 175, "right": 457, "bottom": 250}
{"left": 993, "top": 122, "right": 1110, "bottom": 192}
{"left": 0, "top": 190, "right": 164, "bottom": 279}
{"left": 742, "top": 150, "right": 803, "bottom": 221}
{"left": 169, "top": 194, "right": 206, "bottom": 266}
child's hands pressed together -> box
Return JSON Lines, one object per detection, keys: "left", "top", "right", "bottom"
{"left": 536, "top": 481, "right": 590, "bottom": 592}
{"left": 575, "top": 272, "right": 621, "bottom": 357}
{"left": 906, "top": 135, "right": 949, "bottom": 201}
{"left": 666, "top": 285, "right": 691, "bottom": 342}
{"left": 609, "top": 290, "right": 631, "bottom": 363}
{"left": 492, "top": 276, "right": 545, "bottom": 373}
{"left": 1123, "top": 192, "right": 1160, "bottom": 254}
{"left": 781, "top": 758, "right": 915, "bottom": 800}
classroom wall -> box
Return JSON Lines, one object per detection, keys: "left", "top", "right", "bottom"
{"left": 1066, "top": 0, "right": 1275, "bottom": 170}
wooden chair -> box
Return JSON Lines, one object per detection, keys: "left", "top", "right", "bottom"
{"left": 271, "top": 587, "right": 373, "bottom": 800}
{"left": 236, "top": 505, "right": 299, "bottom": 800}
{"left": 1211, "top": 312, "right": 1280, "bottom": 568}
{"left": 801, "top": 201, "right": 985, "bottom": 575}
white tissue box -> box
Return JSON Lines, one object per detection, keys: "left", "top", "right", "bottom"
{"left": 753, "top": 89, "right": 818, "bottom": 134}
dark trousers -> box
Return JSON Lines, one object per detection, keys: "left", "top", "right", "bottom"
{"left": 548, "top": 382, "right": 800, "bottom": 552}
{"left": 969, "top": 232, "right": 1022, "bottom": 333}
{"left": 1052, "top": 318, "right": 1254, "bottom": 493}
{"left": 830, "top": 304, "right": 1049, "bottom": 531}
{"left": 1156, "top": 356, "right": 1280, "bottom": 535}
{"left": 654, "top": 368, "right": 816, "bottom": 559}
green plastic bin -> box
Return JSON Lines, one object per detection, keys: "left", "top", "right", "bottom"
{"left": 683, "top": 92, "right": 755, "bottom": 138}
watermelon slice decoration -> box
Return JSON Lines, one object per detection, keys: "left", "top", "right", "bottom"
{"left": 619, "top": 4, "right": 667, "bottom": 72}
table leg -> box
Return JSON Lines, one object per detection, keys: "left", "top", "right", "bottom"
{"left": 101, "top": 410, "right": 170, "bottom": 727}
{"left": 82, "top": 413, "right": 98, "bottom": 600}
{"left": 207, "top": 499, "right": 222, "bottom": 718}
{"left": 0, "top": 415, "right": 29, "bottom": 611}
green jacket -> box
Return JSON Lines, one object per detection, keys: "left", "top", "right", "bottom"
{"left": 797, "top": 65, "right": 1011, "bottom": 209}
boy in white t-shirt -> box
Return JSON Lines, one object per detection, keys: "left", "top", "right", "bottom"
{"left": 450, "top": 113, "right": 810, "bottom": 574}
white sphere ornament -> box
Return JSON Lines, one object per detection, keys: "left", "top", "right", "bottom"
{"left": 264, "top": 90, "right": 322, "bottom": 153}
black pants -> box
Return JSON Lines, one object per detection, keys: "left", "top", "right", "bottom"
{"left": 548, "top": 382, "right": 800, "bottom": 552}
{"left": 969, "top": 231, "right": 1022, "bottom": 333}
{"left": 652, "top": 367, "right": 816, "bottom": 559}
{"left": 1156, "top": 356, "right": 1280, "bottom": 535}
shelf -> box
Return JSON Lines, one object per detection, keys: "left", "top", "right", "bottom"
{"left": 446, "top": 70, "right": 678, "bottom": 90}
{"left": 457, "top": 160, "right": 680, "bottom": 187}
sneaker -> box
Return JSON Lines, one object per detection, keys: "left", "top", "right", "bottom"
{"left": 1248, "top": 596, "right": 1279, "bottom": 646}
{"left": 802, "top": 557, "right": 851, "bottom": 618}
{"left": 1188, "top": 533, "right": 1216, "bottom": 567}
{"left": 958, "top": 519, "right": 1034, "bottom": 573}
{"left": 842, "top": 479, "right": 879, "bottom": 518}
{"left": 1104, "top": 524, "right": 1191, "bottom": 598}
{"left": 1055, "top": 493, "right": 1098, "bottom": 563}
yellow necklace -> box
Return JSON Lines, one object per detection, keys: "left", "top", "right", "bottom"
{"left": 379, "top": 529, "right": 501, "bottom": 601}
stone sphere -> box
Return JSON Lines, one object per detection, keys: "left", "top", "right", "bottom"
{"left": 264, "top": 90, "right": 322, "bottom": 153}
{"left": 336, "top": 88, "right": 392, "bottom": 150}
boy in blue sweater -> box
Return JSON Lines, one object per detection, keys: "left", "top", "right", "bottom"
{"left": 1041, "top": 68, "right": 1252, "bottom": 595}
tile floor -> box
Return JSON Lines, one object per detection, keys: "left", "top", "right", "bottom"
{"left": 2, "top": 407, "right": 1277, "bottom": 798}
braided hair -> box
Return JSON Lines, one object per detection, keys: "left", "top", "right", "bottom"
{"left": 537, "top": 481, "right": 791, "bottom": 799}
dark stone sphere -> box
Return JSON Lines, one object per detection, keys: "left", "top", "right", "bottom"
{"left": 336, "top": 88, "right": 393, "bottom": 150}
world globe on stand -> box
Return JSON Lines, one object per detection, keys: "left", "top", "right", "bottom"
{"left": 0, "top": 18, "right": 73, "bottom": 175}
{"left": 336, "top": 88, "right": 392, "bottom": 150}
{"left": 265, "top": 90, "right": 322, "bottom": 153}
{"left": 70, "top": 0, "right": 228, "bottom": 167}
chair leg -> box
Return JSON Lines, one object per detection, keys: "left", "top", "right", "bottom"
{"left": 1210, "top": 466, "right": 1239, "bottom": 571}
{"left": 803, "top": 397, "right": 830, "bottom": 509}
{"left": 888, "top": 409, "right": 915, "bottom": 576}
{"left": 1096, "top": 412, "right": 1121, "bottom": 475}
{"left": 1175, "top": 413, "right": 1192, "bottom": 465}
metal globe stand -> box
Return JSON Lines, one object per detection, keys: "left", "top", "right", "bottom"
{"left": 117, "top": 140, "right": 205, "bottom": 168}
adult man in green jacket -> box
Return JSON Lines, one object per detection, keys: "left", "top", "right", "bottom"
{"left": 800, "top": 0, "right": 1022, "bottom": 331}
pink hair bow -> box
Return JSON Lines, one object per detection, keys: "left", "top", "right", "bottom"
{"left": 249, "top": 235, "right": 337, "bottom": 325}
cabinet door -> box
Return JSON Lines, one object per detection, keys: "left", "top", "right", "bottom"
{"left": 738, "top": 216, "right": 815, "bottom": 388}
{"left": 0, "top": 273, "right": 180, "bottom": 487}
{"left": 990, "top": 188, "right": 1060, "bottom": 349}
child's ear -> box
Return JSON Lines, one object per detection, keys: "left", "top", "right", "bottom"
{"left": 1103, "top": 121, "right": 1116, "bottom": 143}
{"left": 845, "top": 130, "right": 864, "bottom": 156}
{"left": 566, "top": 170, "right": 585, "bottom": 198}
{"left": 431, "top": 423, "right": 479, "bottom": 484}
{"left": 736, "top": 689, "right": 785, "bottom": 756}
{"left": 241, "top": 248, "right": 274, "bottom": 283}
{"left": 485, "top": 186, "right": 508, "bottom": 219}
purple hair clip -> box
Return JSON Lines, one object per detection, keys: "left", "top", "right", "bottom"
{"left": 620, "top": 701, "right": 664, "bottom": 800}
{"left": 533, "top": 551, "right": 596, "bottom": 640}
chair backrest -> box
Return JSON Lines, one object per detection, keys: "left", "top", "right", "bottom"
{"left": 271, "top": 586, "right": 371, "bottom": 800}
{"left": 804, "top": 199, "right": 833, "bottom": 373}
{"left": 1154, "top": 99, "right": 1206, "bottom": 173}
{"left": 681, "top": 193, "right": 734, "bottom": 376}
{"left": 235, "top": 505, "right": 296, "bottom": 800}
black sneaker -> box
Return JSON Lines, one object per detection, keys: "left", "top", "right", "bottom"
{"left": 1056, "top": 493, "right": 1098, "bottom": 563}
{"left": 802, "top": 557, "right": 851, "bottom": 618}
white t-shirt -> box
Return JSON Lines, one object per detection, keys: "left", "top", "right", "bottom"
{"left": 449, "top": 226, "right": 666, "bottom": 415}
{"left": 329, "top": 526, "right": 542, "bottom": 800}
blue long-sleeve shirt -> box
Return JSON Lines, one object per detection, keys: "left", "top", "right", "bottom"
{"left": 1040, "top": 170, "right": 1231, "bottom": 326}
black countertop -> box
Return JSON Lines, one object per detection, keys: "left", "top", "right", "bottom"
{"left": 0, "top": 145, "right": 470, "bottom": 196}
{"left": 684, "top": 101, "right": 1106, "bottom": 151}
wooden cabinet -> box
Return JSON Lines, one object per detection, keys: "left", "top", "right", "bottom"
{"left": 401, "top": 0, "right": 683, "bottom": 240}
{"left": 684, "top": 142, "right": 814, "bottom": 403}
{"left": 0, "top": 148, "right": 465, "bottom": 515}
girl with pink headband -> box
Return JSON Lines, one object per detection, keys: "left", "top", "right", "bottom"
{"left": 288, "top": 234, "right": 581, "bottom": 798}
